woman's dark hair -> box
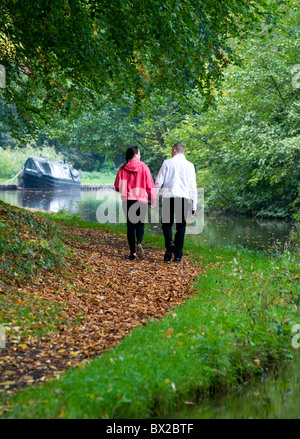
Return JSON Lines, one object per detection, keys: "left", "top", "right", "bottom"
{"left": 125, "top": 146, "right": 139, "bottom": 163}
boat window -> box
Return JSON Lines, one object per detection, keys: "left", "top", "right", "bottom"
{"left": 25, "top": 158, "right": 39, "bottom": 172}
{"left": 25, "top": 158, "right": 32, "bottom": 170}
{"left": 38, "top": 162, "right": 51, "bottom": 174}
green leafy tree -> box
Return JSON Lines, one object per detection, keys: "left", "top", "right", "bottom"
{"left": 164, "top": 5, "right": 300, "bottom": 217}
{"left": 48, "top": 93, "right": 196, "bottom": 175}
{"left": 0, "top": 0, "right": 281, "bottom": 137}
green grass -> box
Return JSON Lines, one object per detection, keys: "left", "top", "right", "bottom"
{"left": 80, "top": 170, "right": 116, "bottom": 185}
{"left": 1, "top": 208, "right": 299, "bottom": 418}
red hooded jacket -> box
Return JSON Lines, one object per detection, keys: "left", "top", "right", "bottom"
{"left": 114, "top": 159, "right": 156, "bottom": 205}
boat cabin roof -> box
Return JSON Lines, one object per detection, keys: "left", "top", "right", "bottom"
{"left": 25, "top": 157, "right": 80, "bottom": 182}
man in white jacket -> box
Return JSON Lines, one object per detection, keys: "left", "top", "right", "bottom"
{"left": 155, "top": 142, "right": 197, "bottom": 262}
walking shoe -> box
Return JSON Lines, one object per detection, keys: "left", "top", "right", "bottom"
{"left": 128, "top": 253, "right": 136, "bottom": 260}
{"left": 174, "top": 257, "right": 182, "bottom": 263}
{"left": 137, "top": 243, "right": 144, "bottom": 259}
{"left": 164, "top": 241, "right": 175, "bottom": 261}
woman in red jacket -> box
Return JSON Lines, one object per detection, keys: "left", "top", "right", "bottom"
{"left": 114, "top": 146, "right": 157, "bottom": 260}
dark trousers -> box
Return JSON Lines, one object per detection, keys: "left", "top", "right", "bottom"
{"left": 161, "top": 197, "right": 188, "bottom": 260}
{"left": 122, "top": 200, "right": 147, "bottom": 254}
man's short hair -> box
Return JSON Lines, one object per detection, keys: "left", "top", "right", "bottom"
{"left": 172, "top": 143, "right": 185, "bottom": 153}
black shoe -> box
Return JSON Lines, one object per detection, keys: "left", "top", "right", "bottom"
{"left": 174, "top": 257, "right": 182, "bottom": 263}
{"left": 164, "top": 242, "right": 175, "bottom": 261}
{"left": 128, "top": 253, "right": 136, "bottom": 260}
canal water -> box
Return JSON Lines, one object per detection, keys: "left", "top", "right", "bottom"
{"left": 1, "top": 188, "right": 299, "bottom": 418}
{"left": 0, "top": 188, "right": 298, "bottom": 252}
{"left": 167, "top": 356, "right": 300, "bottom": 419}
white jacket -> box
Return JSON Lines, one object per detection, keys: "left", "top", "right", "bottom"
{"left": 155, "top": 154, "right": 197, "bottom": 210}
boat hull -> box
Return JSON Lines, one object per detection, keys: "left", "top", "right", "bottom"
{"left": 18, "top": 172, "right": 80, "bottom": 190}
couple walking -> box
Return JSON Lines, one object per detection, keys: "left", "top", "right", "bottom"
{"left": 114, "top": 143, "right": 197, "bottom": 262}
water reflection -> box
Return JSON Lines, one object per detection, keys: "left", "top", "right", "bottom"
{"left": 0, "top": 188, "right": 298, "bottom": 252}
{"left": 166, "top": 357, "right": 300, "bottom": 419}
{"left": 0, "top": 188, "right": 81, "bottom": 214}
{"left": 189, "top": 213, "right": 299, "bottom": 252}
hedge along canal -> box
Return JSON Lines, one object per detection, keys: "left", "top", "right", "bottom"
{"left": 1, "top": 206, "right": 299, "bottom": 419}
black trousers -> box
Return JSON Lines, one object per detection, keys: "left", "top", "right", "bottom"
{"left": 161, "top": 197, "right": 188, "bottom": 260}
{"left": 122, "top": 200, "right": 147, "bottom": 254}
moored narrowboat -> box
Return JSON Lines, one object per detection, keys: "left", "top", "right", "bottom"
{"left": 18, "top": 157, "right": 81, "bottom": 190}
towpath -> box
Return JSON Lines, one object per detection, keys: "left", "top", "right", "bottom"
{"left": 0, "top": 226, "right": 203, "bottom": 394}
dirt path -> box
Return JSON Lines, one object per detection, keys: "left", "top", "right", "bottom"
{"left": 0, "top": 227, "right": 203, "bottom": 394}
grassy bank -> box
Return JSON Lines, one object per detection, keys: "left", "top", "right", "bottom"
{"left": 0, "top": 205, "right": 299, "bottom": 418}
{"left": 0, "top": 201, "right": 77, "bottom": 341}
{"left": 80, "top": 170, "right": 116, "bottom": 185}
{"left": 0, "top": 201, "right": 71, "bottom": 289}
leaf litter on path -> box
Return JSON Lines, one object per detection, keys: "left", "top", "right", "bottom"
{"left": 0, "top": 227, "right": 203, "bottom": 394}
